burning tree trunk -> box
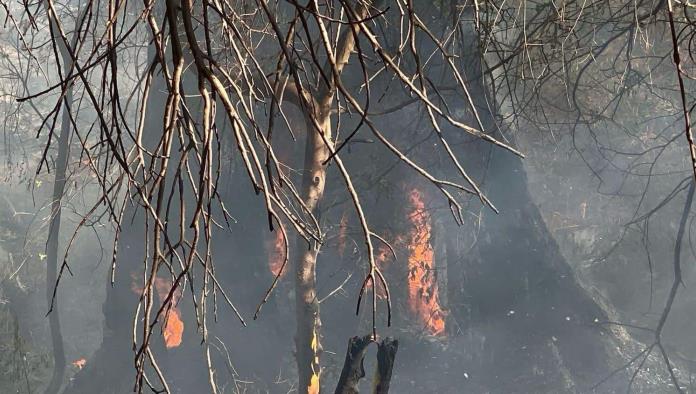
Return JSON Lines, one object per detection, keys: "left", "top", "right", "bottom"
{"left": 404, "top": 187, "right": 447, "bottom": 336}
{"left": 295, "top": 114, "right": 332, "bottom": 394}
{"left": 355, "top": 184, "right": 448, "bottom": 338}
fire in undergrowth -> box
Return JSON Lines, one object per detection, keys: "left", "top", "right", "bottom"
{"left": 131, "top": 275, "right": 184, "bottom": 349}
{"left": 405, "top": 187, "right": 446, "bottom": 336}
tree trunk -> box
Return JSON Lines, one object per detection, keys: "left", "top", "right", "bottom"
{"left": 43, "top": 73, "right": 69, "bottom": 394}
{"left": 43, "top": 3, "right": 84, "bottom": 392}
{"left": 334, "top": 335, "right": 371, "bottom": 394}
{"left": 445, "top": 6, "right": 625, "bottom": 391}
{"left": 372, "top": 338, "right": 398, "bottom": 394}
{"left": 295, "top": 114, "right": 332, "bottom": 393}
{"left": 468, "top": 145, "right": 621, "bottom": 391}
{"left": 66, "top": 14, "right": 174, "bottom": 392}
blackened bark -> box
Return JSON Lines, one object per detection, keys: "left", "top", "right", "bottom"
{"left": 334, "top": 335, "right": 372, "bottom": 394}
{"left": 333, "top": 336, "right": 399, "bottom": 394}
{"left": 445, "top": 6, "right": 623, "bottom": 391}
{"left": 468, "top": 146, "right": 618, "bottom": 391}
{"left": 372, "top": 337, "right": 398, "bottom": 394}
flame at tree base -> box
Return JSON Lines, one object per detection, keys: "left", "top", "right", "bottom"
{"left": 405, "top": 188, "right": 446, "bottom": 336}
{"left": 307, "top": 326, "right": 321, "bottom": 394}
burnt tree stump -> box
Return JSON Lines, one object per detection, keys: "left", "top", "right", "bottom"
{"left": 373, "top": 338, "right": 399, "bottom": 394}
{"left": 335, "top": 335, "right": 372, "bottom": 394}
{"left": 334, "top": 335, "right": 399, "bottom": 394}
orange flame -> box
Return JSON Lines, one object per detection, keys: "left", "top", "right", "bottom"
{"left": 71, "top": 358, "right": 86, "bottom": 370}
{"left": 308, "top": 374, "right": 320, "bottom": 394}
{"left": 268, "top": 229, "right": 286, "bottom": 277}
{"left": 405, "top": 188, "right": 446, "bottom": 336}
{"left": 131, "top": 275, "right": 185, "bottom": 348}
{"left": 308, "top": 327, "right": 321, "bottom": 394}
{"left": 154, "top": 278, "right": 184, "bottom": 348}
{"left": 161, "top": 308, "right": 183, "bottom": 348}
{"left": 370, "top": 242, "right": 398, "bottom": 298}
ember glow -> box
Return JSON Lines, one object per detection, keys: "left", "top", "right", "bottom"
{"left": 131, "top": 276, "right": 185, "bottom": 349}
{"left": 268, "top": 229, "right": 286, "bottom": 277}
{"left": 308, "top": 327, "right": 320, "bottom": 394}
{"left": 71, "top": 358, "right": 86, "bottom": 370}
{"left": 372, "top": 242, "right": 396, "bottom": 298}
{"left": 405, "top": 188, "right": 446, "bottom": 336}
{"left": 153, "top": 278, "right": 184, "bottom": 348}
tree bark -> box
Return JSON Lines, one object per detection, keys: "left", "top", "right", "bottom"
{"left": 292, "top": 1, "right": 377, "bottom": 387}
{"left": 448, "top": 6, "right": 624, "bottom": 391}
{"left": 334, "top": 335, "right": 372, "bottom": 394}
{"left": 372, "top": 338, "right": 398, "bottom": 394}
{"left": 42, "top": 4, "right": 84, "bottom": 392}
{"left": 469, "top": 144, "right": 619, "bottom": 391}
{"left": 295, "top": 114, "right": 332, "bottom": 393}
{"left": 333, "top": 336, "right": 399, "bottom": 394}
